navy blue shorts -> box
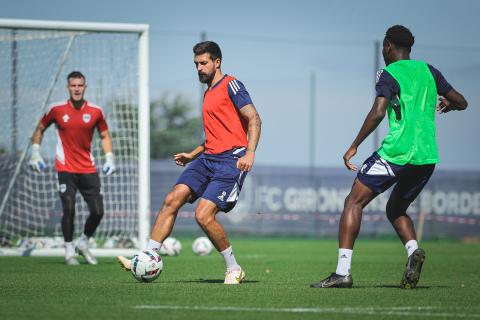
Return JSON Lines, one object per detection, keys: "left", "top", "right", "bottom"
{"left": 176, "top": 147, "right": 248, "bottom": 212}
{"left": 357, "top": 152, "right": 435, "bottom": 202}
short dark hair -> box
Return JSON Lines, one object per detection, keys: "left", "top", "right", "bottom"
{"left": 67, "top": 71, "right": 85, "bottom": 82}
{"left": 385, "top": 25, "right": 415, "bottom": 51}
{"left": 193, "top": 41, "right": 222, "bottom": 61}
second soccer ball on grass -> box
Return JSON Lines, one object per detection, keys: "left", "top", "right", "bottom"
{"left": 159, "top": 237, "right": 182, "bottom": 256}
{"left": 192, "top": 237, "right": 214, "bottom": 256}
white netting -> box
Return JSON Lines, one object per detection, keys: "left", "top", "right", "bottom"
{"left": 0, "top": 27, "right": 141, "bottom": 248}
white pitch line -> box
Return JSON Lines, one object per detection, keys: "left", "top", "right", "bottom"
{"left": 133, "top": 305, "right": 480, "bottom": 318}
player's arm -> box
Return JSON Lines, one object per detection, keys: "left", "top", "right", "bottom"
{"left": 29, "top": 122, "right": 48, "bottom": 172}
{"left": 96, "top": 110, "right": 116, "bottom": 175}
{"left": 100, "top": 129, "right": 113, "bottom": 154}
{"left": 174, "top": 143, "right": 205, "bottom": 167}
{"left": 438, "top": 89, "right": 468, "bottom": 114}
{"left": 99, "top": 130, "right": 116, "bottom": 175}
{"left": 428, "top": 64, "right": 468, "bottom": 114}
{"left": 343, "top": 97, "right": 389, "bottom": 171}
{"left": 28, "top": 113, "right": 52, "bottom": 172}
{"left": 32, "top": 122, "right": 46, "bottom": 145}
{"left": 237, "top": 104, "right": 262, "bottom": 172}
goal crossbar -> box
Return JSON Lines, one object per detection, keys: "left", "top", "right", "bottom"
{"left": 0, "top": 18, "right": 148, "bottom": 33}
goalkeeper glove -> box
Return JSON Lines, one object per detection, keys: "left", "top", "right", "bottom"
{"left": 28, "top": 144, "right": 46, "bottom": 172}
{"left": 103, "top": 152, "right": 116, "bottom": 176}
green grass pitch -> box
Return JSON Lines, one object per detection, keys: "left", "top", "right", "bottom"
{"left": 1, "top": 239, "right": 479, "bottom": 320}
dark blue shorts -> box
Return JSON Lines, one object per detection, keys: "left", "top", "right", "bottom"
{"left": 357, "top": 152, "right": 435, "bottom": 202}
{"left": 176, "top": 147, "right": 248, "bottom": 212}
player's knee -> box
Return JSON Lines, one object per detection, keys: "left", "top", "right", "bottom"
{"left": 164, "top": 191, "right": 183, "bottom": 211}
{"left": 195, "top": 210, "right": 214, "bottom": 228}
{"left": 386, "top": 198, "right": 404, "bottom": 222}
{"left": 386, "top": 194, "right": 411, "bottom": 222}
{"left": 93, "top": 202, "right": 104, "bottom": 218}
{"left": 61, "top": 195, "right": 76, "bottom": 215}
{"left": 386, "top": 208, "right": 403, "bottom": 223}
{"left": 85, "top": 195, "right": 104, "bottom": 218}
{"left": 96, "top": 206, "right": 104, "bottom": 219}
{"left": 344, "top": 193, "right": 363, "bottom": 210}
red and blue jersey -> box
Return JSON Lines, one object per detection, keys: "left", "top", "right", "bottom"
{"left": 40, "top": 100, "right": 108, "bottom": 173}
{"left": 202, "top": 75, "right": 253, "bottom": 154}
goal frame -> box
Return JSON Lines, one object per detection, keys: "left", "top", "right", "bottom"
{"left": 0, "top": 18, "right": 150, "bottom": 254}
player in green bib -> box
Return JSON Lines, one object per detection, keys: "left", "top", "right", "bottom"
{"left": 311, "top": 25, "right": 468, "bottom": 289}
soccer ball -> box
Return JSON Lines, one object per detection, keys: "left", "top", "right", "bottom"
{"left": 131, "top": 249, "right": 163, "bottom": 282}
{"left": 192, "top": 237, "right": 214, "bottom": 256}
{"left": 159, "top": 237, "right": 182, "bottom": 256}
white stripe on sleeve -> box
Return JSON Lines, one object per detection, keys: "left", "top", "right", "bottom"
{"left": 232, "top": 80, "right": 241, "bottom": 91}
{"left": 228, "top": 82, "right": 238, "bottom": 95}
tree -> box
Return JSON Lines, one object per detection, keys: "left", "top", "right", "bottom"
{"left": 150, "top": 95, "right": 203, "bottom": 159}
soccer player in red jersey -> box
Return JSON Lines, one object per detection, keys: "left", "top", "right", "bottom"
{"left": 118, "top": 41, "right": 262, "bottom": 284}
{"left": 29, "top": 71, "right": 116, "bottom": 265}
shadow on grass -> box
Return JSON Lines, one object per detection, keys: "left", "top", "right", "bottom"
{"left": 365, "top": 284, "right": 447, "bottom": 289}
{"left": 39, "top": 261, "right": 67, "bottom": 265}
{"left": 38, "top": 260, "right": 92, "bottom": 266}
{"left": 178, "top": 279, "right": 260, "bottom": 284}
{"left": 117, "top": 279, "right": 260, "bottom": 284}
{"left": 309, "top": 284, "right": 444, "bottom": 289}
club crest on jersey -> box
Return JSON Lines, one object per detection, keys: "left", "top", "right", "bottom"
{"left": 62, "top": 114, "right": 70, "bottom": 123}
{"left": 59, "top": 184, "right": 67, "bottom": 193}
{"left": 217, "top": 191, "right": 227, "bottom": 202}
{"left": 82, "top": 113, "right": 91, "bottom": 123}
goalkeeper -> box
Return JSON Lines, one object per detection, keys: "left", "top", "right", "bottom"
{"left": 29, "top": 71, "right": 116, "bottom": 265}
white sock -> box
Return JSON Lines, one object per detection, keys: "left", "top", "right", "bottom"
{"left": 220, "top": 246, "right": 240, "bottom": 271}
{"left": 77, "top": 234, "right": 89, "bottom": 248}
{"left": 335, "top": 248, "right": 353, "bottom": 276}
{"left": 65, "top": 242, "right": 75, "bottom": 258}
{"left": 405, "top": 240, "right": 418, "bottom": 257}
{"left": 146, "top": 239, "right": 162, "bottom": 252}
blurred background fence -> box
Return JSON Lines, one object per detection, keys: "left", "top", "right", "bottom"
{"left": 153, "top": 161, "right": 480, "bottom": 240}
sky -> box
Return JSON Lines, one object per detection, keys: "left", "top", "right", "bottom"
{"left": 1, "top": 0, "right": 479, "bottom": 170}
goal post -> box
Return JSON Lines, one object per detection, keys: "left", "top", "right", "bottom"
{"left": 0, "top": 18, "right": 150, "bottom": 255}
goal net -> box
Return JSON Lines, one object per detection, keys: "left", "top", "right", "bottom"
{"left": 0, "top": 19, "right": 150, "bottom": 255}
